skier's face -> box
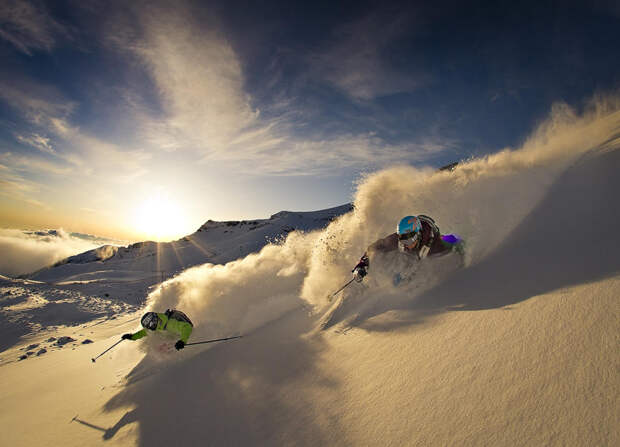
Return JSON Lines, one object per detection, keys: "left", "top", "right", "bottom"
{"left": 398, "top": 231, "right": 420, "bottom": 253}
{"left": 399, "top": 238, "right": 419, "bottom": 252}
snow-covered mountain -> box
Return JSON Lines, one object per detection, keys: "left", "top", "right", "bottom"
{"left": 28, "top": 204, "right": 353, "bottom": 289}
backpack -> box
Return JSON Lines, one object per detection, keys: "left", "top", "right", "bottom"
{"left": 164, "top": 309, "right": 194, "bottom": 327}
{"left": 417, "top": 215, "right": 440, "bottom": 238}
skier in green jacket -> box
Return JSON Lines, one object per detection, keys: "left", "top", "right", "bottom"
{"left": 122, "top": 309, "right": 193, "bottom": 350}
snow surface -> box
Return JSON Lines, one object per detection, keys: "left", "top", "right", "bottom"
{"left": 1, "top": 104, "right": 619, "bottom": 446}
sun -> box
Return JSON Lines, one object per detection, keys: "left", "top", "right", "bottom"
{"left": 133, "top": 194, "right": 188, "bottom": 241}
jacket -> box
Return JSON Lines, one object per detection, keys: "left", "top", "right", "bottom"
{"left": 354, "top": 215, "right": 459, "bottom": 272}
{"left": 130, "top": 312, "right": 193, "bottom": 343}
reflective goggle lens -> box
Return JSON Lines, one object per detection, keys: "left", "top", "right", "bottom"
{"left": 142, "top": 313, "right": 158, "bottom": 330}
{"left": 398, "top": 231, "right": 418, "bottom": 241}
{"left": 398, "top": 233, "right": 419, "bottom": 251}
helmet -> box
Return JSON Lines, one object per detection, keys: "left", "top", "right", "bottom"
{"left": 141, "top": 312, "right": 160, "bottom": 330}
{"left": 397, "top": 216, "right": 421, "bottom": 253}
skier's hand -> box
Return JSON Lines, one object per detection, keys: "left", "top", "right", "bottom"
{"left": 175, "top": 340, "right": 185, "bottom": 350}
{"left": 418, "top": 245, "right": 430, "bottom": 259}
{"left": 353, "top": 266, "right": 367, "bottom": 283}
{"left": 121, "top": 333, "right": 133, "bottom": 340}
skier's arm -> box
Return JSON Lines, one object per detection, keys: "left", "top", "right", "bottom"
{"left": 368, "top": 233, "right": 399, "bottom": 254}
{"left": 178, "top": 322, "right": 193, "bottom": 343}
{"left": 353, "top": 253, "right": 369, "bottom": 270}
{"left": 352, "top": 253, "right": 369, "bottom": 282}
{"left": 130, "top": 329, "right": 147, "bottom": 340}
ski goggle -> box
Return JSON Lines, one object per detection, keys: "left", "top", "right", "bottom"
{"left": 398, "top": 231, "right": 420, "bottom": 252}
{"left": 141, "top": 312, "right": 159, "bottom": 330}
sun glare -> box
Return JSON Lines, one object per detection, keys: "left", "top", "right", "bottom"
{"left": 133, "top": 194, "right": 189, "bottom": 241}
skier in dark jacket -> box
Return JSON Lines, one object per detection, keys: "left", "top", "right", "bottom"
{"left": 122, "top": 309, "right": 193, "bottom": 350}
{"left": 352, "top": 215, "right": 464, "bottom": 282}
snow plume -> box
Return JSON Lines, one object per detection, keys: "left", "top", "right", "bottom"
{"left": 0, "top": 229, "right": 118, "bottom": 276}
{"left": 144, "top": 230, "right": 319, "bottom": 342}
{"left": 144, "top": 93, "right": 620, "bottom": 335}
{"left": 301, "top": 95, "right": 620, "bottom": 305}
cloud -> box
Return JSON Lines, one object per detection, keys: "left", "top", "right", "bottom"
{"left": 0, "top": 79, "right": 150, "bottom": 182}
{"left": 1, "top": 2, "right": 453, "bottom": 182}
{"left": 0, "top": 78, "right": 75, "bottom": 125}
{"left": 0, "top": 228, "right": 118, "bottom": 277}
{"left": 0, "top": 0, "right": 68, "bottom": 55}
{"left": 45, "top": 117, "right": 151, "bottom": 182}
{"left": 0, "top": 162, "right": 48, "bottom": 209}
{"left": 16, "top": 133, "right": 56, "bottom": 155}
{"left": 309, "top": 10, "right": 426, "bottom": 100}
{"left": 127, "top": 4, "right": 260, "bottom": 156}
{"left": 104, "top": 3, "right": 449, "bottom": 176}
{"left": 0, "top": 152, "right": 72, "bottom": 175}
{"left": 202, "top": 132, "right": 456, "bottom": 176}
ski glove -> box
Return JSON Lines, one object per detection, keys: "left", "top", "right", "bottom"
{"left": 175, "top": 340, "right": 185, "bottom": 350}
{"left": 121, "top": 333, "right": 133, "bottom": 340}
{"left": 418, "top": 245, "right": 430, "bottom": 259}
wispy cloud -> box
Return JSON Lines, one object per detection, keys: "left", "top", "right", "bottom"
{"left": 130, "top": 5, "right": 261, "bottom": 156}
{"left": 199, "top": 132, "right": 456, "bottom": 176}
{"left": 104, "top": 3, "right": 450, "bottom": 175}
{"left": 0, "top": 79, "right": 150, "bottom": 182}
{"left": 0, "top": 0, "right": 68, "bottom": 55}
{"left": 0, "top": 173, "right": 39, "bottom": 195}
{"left": 0, "top": 161, "right": 47, "bottom": 207}
{"left": 0, "top": 152, "right": 72, "bottom": 176}
{"left": 2, "top": 1, "right": 453, "bottom": 186}
{"left": 16, "top": 133, "right": 56, "bottom": 155}
{"left": 309, "top": 10, "right": 426, "bottom": 101}
{"left": 0, "top": 78, "right": 75, "bottom": 125}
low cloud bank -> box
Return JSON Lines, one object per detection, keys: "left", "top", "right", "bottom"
{"left": 143, "top": 94, "right": 620, "bottom": 347}
{"left": 0, "top": 229, "right": 120, "bottom": 277}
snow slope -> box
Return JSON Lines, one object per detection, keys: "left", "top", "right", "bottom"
{"left": 1, "top": 102, "right": 618, "bottom": 446}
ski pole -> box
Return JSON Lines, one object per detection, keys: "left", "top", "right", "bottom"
{"left": 327, "top": 277, "right": 356, "bottom": 301}
{"left": 91, "top": 339, "right": 124, "bottom": 363}
{"left": 185, "top": 335, "right": 243, "bottom": 346}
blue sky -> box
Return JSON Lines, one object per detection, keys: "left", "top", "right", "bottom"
{"left": 1, "top": 0, "right": 619, "bottom": 241}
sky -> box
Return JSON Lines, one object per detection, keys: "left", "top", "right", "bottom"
{"left": 0, "top": 0, "right": 619, "bottom": 242}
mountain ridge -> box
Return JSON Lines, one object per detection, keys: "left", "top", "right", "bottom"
{"left": 26, "top": 203, "right": 354, "bottom": 294}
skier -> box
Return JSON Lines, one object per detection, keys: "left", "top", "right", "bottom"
{"left": 352, "top": 215, "right": 464, "bottom": 282}
{"left": 122, "top": 309, "right": 193, "bottom": 350}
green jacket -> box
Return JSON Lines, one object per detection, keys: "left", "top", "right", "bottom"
{"left": 130, "top": 312, "right": 193, "bottom": 343}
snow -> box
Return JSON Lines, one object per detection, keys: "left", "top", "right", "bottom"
{"left": 0, "top": 106, "right": 619, "bottom": 446}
